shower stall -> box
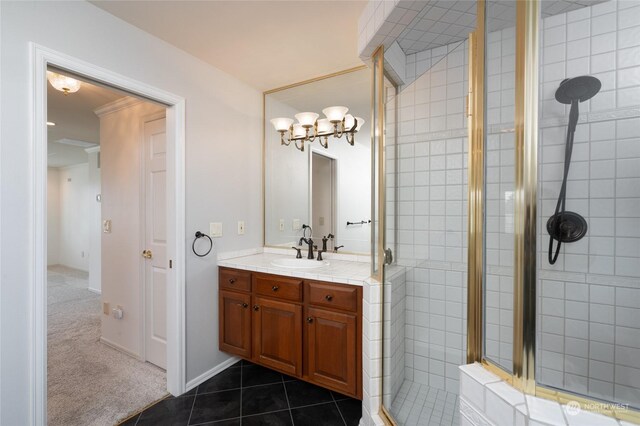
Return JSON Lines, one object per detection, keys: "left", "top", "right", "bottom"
{"left": 370, "top": 0, "right": 640, "bottom": 424}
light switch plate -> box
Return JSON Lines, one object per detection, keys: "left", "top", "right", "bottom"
{"left": 293, "top": 219, "right": 301, "bottom": 230}
{"left": 210, "top": 222, "right": 223, "bottom": 238}
{"left": 103, "top": 219, "right": 112, "bottom": 233}
{"left": 237, "top": 221, "right": 245, "bottom": 235}
{"left": 279, "top": 219, "right": 285, "bottom": 231}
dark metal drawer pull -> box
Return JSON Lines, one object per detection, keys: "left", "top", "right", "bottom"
{"left": 325, "top": 295, "right": 333, "bottom": 301}
{"left": 228, "top": 278, "right": 236, "bottom": 284}
{"left": 307, "top": 317, "right": 313, "bottom": 323}
{"left": 272, "top": 285, "right": 279, "bottom": 292}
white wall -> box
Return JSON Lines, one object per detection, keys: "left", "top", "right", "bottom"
{"left": 0, "top": 1, "right": 262, "bottom": 423}
{"left": 86, "top": 148, "right": 101, "bottom": 293}
{"left": 47, "top": 168, "right": 61, "bottom": 266}
{"left": 57, "top": 164, "right": 91, "bottom": 272}
{"left": 98, "top": 101, "right": 164, "bottom": 356}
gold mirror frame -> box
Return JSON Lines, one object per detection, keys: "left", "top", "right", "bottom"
{"left": 262, "top": 65, "right": 369, "bottom": 254}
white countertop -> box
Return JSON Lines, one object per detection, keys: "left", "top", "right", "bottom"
{"left": 218, "top": 252, "right": 372, "bottom": 286}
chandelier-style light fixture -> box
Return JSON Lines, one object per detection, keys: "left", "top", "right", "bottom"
{"left": 47, "top": 71, "right": 82, "bottom": 95}
{"left": 270, "top": 106, "right": 364, "bottom": 152}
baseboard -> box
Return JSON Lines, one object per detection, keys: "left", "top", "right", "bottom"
{"left": 88, "top": 287, "right": 101, "bottom": 294}
{"left": 99, "top": 336, "right": 142, "bottom": 360}
{"left": 185, "top": 356, "right": 240, "bottom": 392}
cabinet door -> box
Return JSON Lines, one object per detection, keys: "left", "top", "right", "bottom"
{"left": 219, "top": 290, "right": 252, "bottom": 358}
{"left": 306, "top": 307, "right": 357, "bottom": 396}
{"left": 253, "top": 297, "right": 302, "bottom": 376}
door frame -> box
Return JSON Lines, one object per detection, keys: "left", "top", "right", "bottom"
{"left": 30, "top": 43, "right": 186, "bottom": 424}
{"left": 309, "top": 148, "right": 338, "bottom": 244}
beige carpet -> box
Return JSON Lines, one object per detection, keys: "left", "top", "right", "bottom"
{"left": 47, "top": 265, "right": 167, "bottom": 426}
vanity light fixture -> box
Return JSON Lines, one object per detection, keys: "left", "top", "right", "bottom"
{"left": 270, "top": 106, "right": 365, "bottom": 151}
{"left": 47, "top": 71, "right": 82, "bottom": 95}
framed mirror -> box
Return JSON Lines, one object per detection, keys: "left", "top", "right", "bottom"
{"left": 264, "top": 66, "right": 371, "bottom": 254}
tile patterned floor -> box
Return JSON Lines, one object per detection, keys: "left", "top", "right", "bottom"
{"left": 389, "top": 380, "right": 460, "bottom": 426}
{"left": 119, "top": 360, "right": 362, "bottom": 426}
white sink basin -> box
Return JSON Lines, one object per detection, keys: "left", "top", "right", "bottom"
{"left": 271, "top": 258, "right": 330, "bottom": 269}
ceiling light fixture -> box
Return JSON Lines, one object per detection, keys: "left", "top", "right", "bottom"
{"left": 270, "top": 106, "right": 364, "bottom": 152}
{"left": 47, "top": 121, "right": 56, "bottom": 126}
{"left": 47, "top": 71, "right": 82, "bottom": 95}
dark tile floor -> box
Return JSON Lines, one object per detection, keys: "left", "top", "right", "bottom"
{"left": 119, "top": 360, "right": 362, "bottom": 426}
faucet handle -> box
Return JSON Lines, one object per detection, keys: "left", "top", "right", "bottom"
{"left": 334, "top": 245, "right": 344, "bottom": 253}
{"left": 317, "top": 250, "right": 325, "bottom": 261}
{"left": 291, "top": 246, "right": 302, "bottom": 259}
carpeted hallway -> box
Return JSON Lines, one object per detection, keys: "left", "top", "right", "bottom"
{"left": 47, "top": 265, "right": 167, "bottom": 426}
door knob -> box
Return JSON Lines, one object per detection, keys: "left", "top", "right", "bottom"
{"left": 142, "top": 249, "right": 153, "bottom": 259}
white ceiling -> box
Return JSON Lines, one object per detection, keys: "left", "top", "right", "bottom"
{"left": 90, "top": 0, "right": 368, "bottom": 91}
{"left": 48, "top": 73, "right": 125, "bottom": 168}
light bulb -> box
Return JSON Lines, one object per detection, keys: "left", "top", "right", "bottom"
{"left": 323, "top": 106, "right": 349, "bottom": 123}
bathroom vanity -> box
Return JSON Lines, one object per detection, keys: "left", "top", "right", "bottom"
{"left": 217, "top": 253, "right": 365, "bottom": 399}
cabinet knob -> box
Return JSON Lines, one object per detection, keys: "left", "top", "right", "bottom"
{"left": 325, "top": 294, "right": 333, "bottom": 301}
{"left": 242, "top": 303, "right": 248, "bottom": 308}
{"left": 272, "top": 285, "right": 279, "bottom": 292}
{"left": 228, "top": 278, "right": 236, "bottom": 284}
{"left": 307, "top": 317, "right": 313, "bottom": 324}
{"left": 253, "top": 305, "right": 260, "bottom": 311}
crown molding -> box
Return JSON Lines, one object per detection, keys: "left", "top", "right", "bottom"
{"left": 94, "top": 96, "right": 143, "bottom": 117}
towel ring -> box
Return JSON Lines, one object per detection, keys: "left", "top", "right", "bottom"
{"left": 192, "top": 231, "right": 213, "bottom": 257}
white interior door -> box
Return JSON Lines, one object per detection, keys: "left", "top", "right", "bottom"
{"left": 144, "top": 116, "right": 167, "bottom": 369}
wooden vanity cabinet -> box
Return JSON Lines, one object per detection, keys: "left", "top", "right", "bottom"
{"left": 218, "top": 267, "right": 363, "bottom": 399}
{"left": 218, "top": 289, "right": 252, "bottom": 358}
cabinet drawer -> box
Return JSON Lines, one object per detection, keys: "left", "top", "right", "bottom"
{"left": 254, "top": 274, "right": 302, "bottom": 302}
{"left": 306, "top": 281, "right": 358, "bottom": 312}
{"left": 219, "top": 267, "right": 252, "bottom": 292}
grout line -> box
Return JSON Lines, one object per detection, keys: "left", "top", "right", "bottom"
{"left": 186, "top": 389, "right": 198, "bottom": 426}
{"left": 282, "top": 375, "right": 295, "bottom": 425}
{"left": 190, "top": 417, "right": 240, "bottom": 426}
{"left": 331, "top": 389, "right": 348, "bottom": 426}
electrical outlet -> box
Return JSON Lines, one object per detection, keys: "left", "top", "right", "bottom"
{"left": 210, "top": 222, "right": 222, "bottom": 238}
{"left": 279, "top": 219, "right": 285, "bottom": 231}
{"left": 103, "top": 219, "right": 112, "bottom": 233}
{"left": 237, "top": 221, "right": 245, "bottom": 235}
{"left": 293, "top": 219, "right": 301, "bottom": 230}
{"left": 103, "top": 302, "right": 110, "bottom": 315}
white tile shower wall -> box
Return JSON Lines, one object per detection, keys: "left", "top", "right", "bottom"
{"left": 537, "top": 0, "right": 640, "bottom": 408}
{"left": 383, "top": 269, "right": 407, "bottom": 408}
{"left": 386, "top": 39, "right": 470, "bottom": 396}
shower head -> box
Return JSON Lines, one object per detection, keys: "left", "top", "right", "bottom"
{"left": 555, "top": 75, "right": 601, "bottom": 104}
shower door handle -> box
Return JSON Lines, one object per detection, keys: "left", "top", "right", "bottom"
{"left": 384, "top": 248, "right": 393, "bottom": 265}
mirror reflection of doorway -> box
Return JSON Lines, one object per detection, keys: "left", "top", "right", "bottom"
{"left": 311, "top": 151, "right": 337, "bottom": 249}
